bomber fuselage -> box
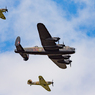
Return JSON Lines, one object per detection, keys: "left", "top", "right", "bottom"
{"left": 15, "top": 46, "right": 75, "bottom": 55}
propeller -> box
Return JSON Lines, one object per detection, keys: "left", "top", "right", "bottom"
{"left": 69, "top": 60, "right": 72, "bottom": 67}
{"left": 63, "top": 41, "right": 65, "bottom": 47}
{"left": 5, "top": 6, "right": 8, "bottom": 12}
{"left": 52, "top": 80, "right": 54, "bottom": 86}
{"left": 58, "top": 40, "right": 59, "bottom": 44}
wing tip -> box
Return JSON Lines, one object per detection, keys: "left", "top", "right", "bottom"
{"left": 48, "top": 89, "right": 51, "bottom": 91}
{"left": 38, "top": 75, "right": 43, "bottom": 79}
{"left": 37, "top": 23, "right": 45, "bottom": 28}
{"left": 60, "top": 65, "right": 67, "bottom": 69}
{"left": 1, "top": 17, "right": 6, "bottom": 20}
{"left": 15, "top": 36, "right": 21, "bottom": 46}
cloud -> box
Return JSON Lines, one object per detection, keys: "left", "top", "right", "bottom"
{"left": 0, "top": 39, "right": 95, "bottom": 95}
{"left": 0, "top": 0, "right": 95, "bottom": 95}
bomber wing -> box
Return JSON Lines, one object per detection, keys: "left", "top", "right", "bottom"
{"left": 37, "top": 23, "right": 67, "bottom": 69}
{"left": 39, "top": 76, "right": 51, "bottom": 91}
{"left": 48, "top": 55, "right": 67, "bottom": 69}
{"left": 0, "top": 11, "right": 6, "bottom": 19}
{"left": 37, "top": 23, "right": 58, "bottom": 51}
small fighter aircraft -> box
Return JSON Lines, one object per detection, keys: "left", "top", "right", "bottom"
{"left": 27, "top": 76, "right": 53, "bottom": 91}
{"left": 15, "top": 23, "right": 75, "bottom": 69}
{"left": 0, "top": 7, "right": 8, "bottom": 20}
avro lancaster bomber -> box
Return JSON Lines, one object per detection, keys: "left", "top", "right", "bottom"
{"left": 15, "top": 23, "right": 75, "bottom": 69}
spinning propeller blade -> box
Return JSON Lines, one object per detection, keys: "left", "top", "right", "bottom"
{"left": 5, "top": 6, "right": 8, "bottom": 12}
{"left": 52, "top": 80, "right": 54, "bottom": 86}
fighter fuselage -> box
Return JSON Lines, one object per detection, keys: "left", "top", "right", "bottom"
{"left": 27, "top": 80, "right": 52, "bottom": 86}
{"left": 0, "top": 9, "right": 8, "bottom": 12}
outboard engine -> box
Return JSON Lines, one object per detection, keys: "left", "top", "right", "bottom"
{"left": 57, "top": 59, "right": 72, "bottom": 65}
{"left": 46, "top": 37, "right": 60, "bottom": 42}
{"left": 62, "top": 55, "right": 71, "bottom": 59}
{"left": 52, "top": 37, "right": 60, "bottom": 42}
{"left": 57, "top": 44, "right": 65, "bottom": 49}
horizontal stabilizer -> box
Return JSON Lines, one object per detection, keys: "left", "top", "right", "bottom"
{"left": 15, "top": 36, "right": 21, "bottom": 47}
{"left": 15, "top": 36, "right": 29, "bottom": 61}
{"left": 15, "top": 36, "right": 25, "bottom": 51}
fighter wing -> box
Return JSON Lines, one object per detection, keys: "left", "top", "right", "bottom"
{"left": 0, "top": 12, "right": 6, "bottom": 19}
{"left": 37, "top": 23, "right": 58, "bottom": 51}
{"left": 48, "top": 55, "right": 67, "bottom": 69}
{"left": 39, "top": 76, "right": 51, "bottom": 91}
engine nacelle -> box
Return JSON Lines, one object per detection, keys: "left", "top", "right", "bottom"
{"left": 23, "top": 54, "right": 29, "bottom": 61}
{"left": 46, "top": 37, "right": 60, "bottom": 42}
{"left": 57, "top": 44, "right": 65, "bottom": 49}
{"left": 52, "top": 37, "right": 60, "bottom": 42}
{"left": 58, "top": 59, "right": 72, "bottom": 65}
{"left": 62, "top": 55, "right": 71, "bottom": 59}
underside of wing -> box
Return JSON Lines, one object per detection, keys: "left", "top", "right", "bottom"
{"left": 37, "top": 23, "right": 58, "bottom": 51}
{"left": 41, "top": 84, "right": 51, "bottom": 91}
{"left": 48, "top": 55, "right": 67, "bottom": 69}
{"left": 39, "top": 76, "right": 51, "bottom": 91}
{"left": 0, "top": 12, "right": 6, "bottom": 19}
{"left": 39, "top": 76, "right": 47, "bottom": 84}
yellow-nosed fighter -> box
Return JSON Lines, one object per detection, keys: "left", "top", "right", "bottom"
{"left": 0, "top": 7, "right": 8, "bottom": 20}
{"left": 27, "top": 76, "right": 54, "bottom": 91}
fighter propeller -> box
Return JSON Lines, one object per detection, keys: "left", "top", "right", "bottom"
{"left": 5, "top": 7, "right": 8, "bottom": 12}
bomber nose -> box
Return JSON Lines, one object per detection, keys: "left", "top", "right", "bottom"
{"left": 72, "top": 48, "right": 75, "bottom": 50}
{"left": 73, "top": 49, "right": 75, "bottom": 53}
{"left": 71, "top": 48, "right": 75, "bottom": 53}
{"left": 70, "top": 47, "right": 75, "bottom": 51}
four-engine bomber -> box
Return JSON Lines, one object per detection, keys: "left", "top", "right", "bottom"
{"left": 15, "top": 23, "right": 75, "bottom": 69}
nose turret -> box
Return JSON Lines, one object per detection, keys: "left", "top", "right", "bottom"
{"left": 70, "top": 47, "right": 75, "bottom": 50}
{"left": 70, "top": 47, "right": 75, "bottom": 53}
